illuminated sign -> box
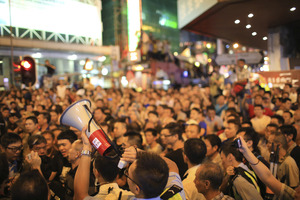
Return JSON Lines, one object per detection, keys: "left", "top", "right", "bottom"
{"left": 128, "top": 51, "right": 141, "bottom": 62}
{"left": 127, "top": 0, "right": 141, "bottom": 52}
{"left": 0, "top": 0, "right": 102, "bottom": 40}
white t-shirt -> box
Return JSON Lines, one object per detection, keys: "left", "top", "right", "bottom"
{"left": 251, "top": 115, "right": 271, "bottom": 133}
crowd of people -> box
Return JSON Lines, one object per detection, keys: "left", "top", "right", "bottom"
{"left": 0, "top": 73, "right": 300, "bottom": 200}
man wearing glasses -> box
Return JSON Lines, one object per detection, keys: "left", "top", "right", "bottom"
{"left": 0, "top": 133, "right": 23, "bottom": 197}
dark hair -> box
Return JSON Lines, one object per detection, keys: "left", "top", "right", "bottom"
{"left": 124, "top": 131, "right": 143, "bottom": 149}
{"left": 237, "top": 127, "right": 260, "bottom": 153}
{"left": 271, "top": 115, "right": 284, "bottom": 126}
{"left": 39, "top": 112, "right": 51, "bottom": 124}
{"left": 164, "top": 106, "right": 175, "bottom": 116}
{"left": 220, "top": 144, "right": 243, "bottom": 162}
{"left": 94, "top": 155, "right": 119, "bottom": 182}
{"left": 1, "top": 133, "right": 22, "bottom": 148}
{"left": 227, "top": 119, "right": 240, "bottom": 129}
{"left": 285, "top": 83, "right": 292, "bottom": 88}
{"left": 28, "top": 135, "right": 47, "bottom": 149}
{"left": 26, "top": 116, "right": 38, "bottom": 124}
{"left": 238, "top": 58, "right": 246, "bottom": 63}
{"left": 279, "top": 125, "right": 297, "bottom": 142}
{"left": 241, "top": 120, "right": 252, "bottom": 127}
{"left": 191, "top": 107, "right": 202, "bottom": 114}
{"left": 204, "top": 134, "right": 221, "bottom": 151}
{"left": 282, "top": 98, "right": 291, "bottom": 103}
{"left": 198, "top": 162, "right": 223, "bottom": 190}
{"left": 148, "top": 111, "right": 158, "bottom": 117}
{"left": 144, "top": 128, "right": 158, "bottom": 137}
{"left": 184, "top": 139, "right": 206, "bottom": 165}
{"left": 270, "top": 132, "right": 288, "bottom": 150}
{"left": 254, "top": 104, "right": 264, "bottom": 109}
{"left": 57, "top": 129, "right": 77, "bottom": 144}
{"left": 11, "top": 170, "right": 48, "bottom": 200}
{"left": 163, "top": 122, "right": 183, "bottom": 140}
{"left": 207, "top": 105, "right": 215, "bottom": 111}
{"left": 134, "top": 152, "right": 169, "bottom": 198}
{"left": 267, "top": 123, "right": 279, "bottom": 130}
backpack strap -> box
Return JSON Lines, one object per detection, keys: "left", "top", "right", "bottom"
{"left": 160, "top": 184, "right": 183, "bottom": 200}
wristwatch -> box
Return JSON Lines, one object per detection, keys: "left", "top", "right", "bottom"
{"left": 81, "top": 150, "right": 91, "bottom": 157}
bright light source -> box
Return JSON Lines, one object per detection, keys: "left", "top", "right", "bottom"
{"left": 233, "top": 43, "right": 239, "bottom": 49}
{"left": 234, "top": 19, "right": 240, "bottom": 24}
{"left": 290, "top": 7, "right": 296, "bottom": 11}
{"left": 208, "top": 58, "right": 212, "bottom": 63}
{"left": 163, "top": 80, "right": 171, "bottom": 85}
{"left": 195, "top": 62, "right": 200, "bottom": 67}
{"left": 132, "top": 65, "right": 144, "bottom": 71}
{"left": 248, "top": 13, "right": 254, "bottom": 18}
{"left": 229, "top": 50, "right": 234, "bottom": 54}
{"left": 264, "top": 57, "right": 269, "bottom": 61}
{"left": 183, "top": 71, "right": 188, "bottom": 78}
{"left": 252, "top": 32, "right": 257, "bottom": 36}
{"left": 121, "top": 76, "right": 128, "bottom": 86}
{"left": 101, "top": 67, "right": 108, "bottom": 76}
{"left": 0, "top": 61, "right": 3, "bottom": 64}
{"left": 127, "top": 0, "right": 141, "bottom": 51}
{"left": 21, "top": 60, "right": 32, "bottom": 70}
{"left": 206, "top": 43, "right": 212, "bottom": 49}
{"left": 98, "top": 56, "right": 106, "bottom": 62}
{"left": 32, "top": 52, "right": 42, "bottom": 58}
{"left": 80, "top": 60, "right": 85, "bottom": 65}
{"left": 246, "top": 24, "right": 251, "bottom": 29}
{"left": 263, "top": 36, "right": 268, "bottom": 40}
{"left": 174, "top": 52, "right": 178, "bottom": 56}
{"left": 84, "top": 59, "right": 93, "bottom": 71}
{"left": 226, "top": 44, "right": 230, "bottom": 49}
{"left": 68, "top": 54, "right": 77, "bottom": 60}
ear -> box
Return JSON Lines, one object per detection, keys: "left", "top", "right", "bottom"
{"left": 204, "top": 180, "right": 210, "bottom": 189}
{"left": 246, "top": 140, "right": 253, "bottom": 148}
{"left": 212, "top": 145, "right": 218, "bottom": 152}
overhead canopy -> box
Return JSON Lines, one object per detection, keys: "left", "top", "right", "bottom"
{"left": 180, "top": 0, "right": 300, "bottom": 50}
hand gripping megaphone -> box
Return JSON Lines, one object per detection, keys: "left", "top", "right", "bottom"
{"left": 60, "top": 99, "right": 127, "bottom": 168}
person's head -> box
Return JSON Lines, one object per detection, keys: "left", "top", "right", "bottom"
{"left": 57, "top": 129, "right": 77, "bottom": 157}
{"left": 265, "top": 123, "right": 278, "bottom": 140}
{"left": 271, "top": 114, "right": 284, "bottom": 127}
{"left": 25, "top": 116, "right": 39, "bottom": 134}
{"left": 41, "top": 131, "right": 55, "bottom": 151}
{"left": 220, "top": 144, "right": 243, "bottom": 169}
{"left": 0, "top": 133, "right": 22, "bottom": 162}
{"left": 93, "top": 107, "right": 105, "bottom": 123}
{"left": 237, "top": 127, "right": 259, "bottom": 152}
{"left": 93, "top": 154, "right": 119, "bottom": 182}
{"left": 267, "top": 132, "right": 288, "bottom": 152}
{"left": 224, "top": 119, "right": 240, "bottom": 139}
{"left": 241, "top": 120, "right": 252, "bottom": 128}
{"left": 279, "top": 125, "right": 297, "bottom": 144}
{"left": 68, "top": 140, "right": 82, "bottom": 163}
{"left": 26, "top": 104, "right": 34, "bottom": 112}
{"left": 190, "top": 108, "right": 203, "bottom": 121}
{"left": 163, "top": 106, "right": 174, "bottom": 118}
{"left": 185, "top": 123, "right": 201, "bottom": 139}
{"left": 207, "top": 106, "right": 216, "bottom": 118}
{"left": 38, "top": 112, "right": 51, "bottom": 126}
{"left": 113, "top": 119, "right": 127, "bottom": 139}
{"left": 253, "top": 104, "right": 264, "bottom": 117}
{"left": 160, "top": 122, "right": 183, "bottom": 146}
{"left": 282, "top": 98, "right": 292, "bottom": 110}
{"left": 49, "top": 110, "right": 59, "bottom": 124}
{"left": 283, "top": 83, "right": 292, "bottom": 93}
{"left": 11, "top": 170, "right": 49, "bottom": 200}
{"left": 194, "top": 162, "right": 223, "bottom": 195}
{"left": 123, "top": 131, "right": 143, "bottom": 149}
{"left": 282, "top": 111, "right": 293, "bottom": 125}
{"left": 28, "top": 135, "right": 47, "bottom": 156}
{"left": 144, "top": 128, "right": 158, "bottom": 146}
{"left": 204, "top": 134, "right": 221, "bottom": 158}
{"left": 183, "top": 138, "right": 206, "bottom": 165}
{"left": 217, "top": 95, "right": 226, "bottom": 105}
{"left": 237, "top": 59, "right": 245, "bottom": 68}
{"left": 148, "top": 111, "right": 159, "bottom": 124}
{"left": 127, "top": 152, "right": 169, "bottom": 198}
{"left": 1, "top": 107, "right": 10, "bottom": 118}
{"left": 254, "top": 95, "right": 263, "bottom": 105}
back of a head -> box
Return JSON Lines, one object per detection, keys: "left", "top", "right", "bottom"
{"left": 198, "top": 162, "right": 223, "bottom": 190}
{"left": 94, "top": 155, "right": 119, "bottom": 182}
{"left": 124, "top": 131, "right": 143, "bottom": 149}
{"left": 272, "top": 132, "right": 288, "bottom": 150}
{"left": 57, "top": 129, "right": 78, "bottom": 143}
{"left": 11, "top": 170, "right": 48, "bottom": 200}
{"left": 237, "top": 127, "right": 259, "bottom": 149}
{"left": 184, "top": 138, "right": 207, "bottom": 165}
{"left": 204, "top": 134, "right": 221, "bottom": 151}
{"left": 134, "top": 152, "right": 169, "bottom": 198}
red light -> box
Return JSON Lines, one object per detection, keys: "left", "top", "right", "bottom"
{"left": 21, "top": 60, "right": 32, "bottom": 70}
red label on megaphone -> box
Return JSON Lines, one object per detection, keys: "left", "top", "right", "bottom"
{"left": 88, "top": 129, "right": 111, "bottom": 155}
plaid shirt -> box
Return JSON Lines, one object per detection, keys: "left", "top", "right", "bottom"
{"left": 211, "top": 192, "right": 235, "bottom": 200}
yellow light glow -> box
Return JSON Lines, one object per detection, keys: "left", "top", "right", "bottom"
{"left": 132, "top": 65, "right": 144, "bottom": 71}
{"left": 174, "top": 52, "right": 178, "bottom": 56}
{"left": 208, "top": 58, "right": 212, "bottom": 63}
{"left": 129, "top": 52, "right": 138, "bottom": 61}
{"left": 206, "top": 43, "right": 212, "bottom": 49}
{"left": 233, "top": 43, "right": 239, "bottom": 49}
{"left": 195, "top": 62, "right": 200, "bottom": 67}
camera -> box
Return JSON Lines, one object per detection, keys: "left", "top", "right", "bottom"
{"left": 232, "top": 138, "right": 242, "bottom": 148}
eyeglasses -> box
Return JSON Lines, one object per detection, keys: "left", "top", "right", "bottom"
{"left": 124, "top": 168, "right": 142, "bottom": 190}
{"left": 6, "top": 145, "right": 23, "bottom": 152}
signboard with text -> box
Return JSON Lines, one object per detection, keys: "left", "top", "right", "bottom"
{"left": 258, "top": 70, "right": 300, "bottom": 88}
{"left": 216, "top": 52, "right": 263, "bottom": 65}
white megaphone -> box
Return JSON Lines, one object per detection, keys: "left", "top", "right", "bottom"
{"left": 60, "top": 99, "right": 127, "bottom": 168}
